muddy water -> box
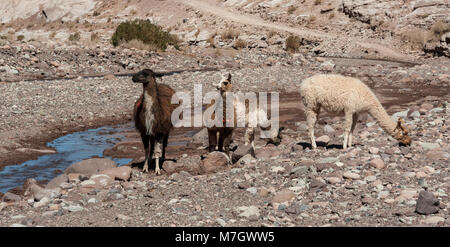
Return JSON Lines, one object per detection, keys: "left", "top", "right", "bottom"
{"left": 0, "top": 124, "right": 134, "bottom": 193}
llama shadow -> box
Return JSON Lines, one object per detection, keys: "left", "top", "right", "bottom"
{"left": 296, "top": 141, "right": 344, "bottom": 150}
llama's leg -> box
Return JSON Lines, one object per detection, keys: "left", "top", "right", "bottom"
{"left": 343, "top": 112, "right": 353, "bottom": 150}
{"left": 141, "top": 134, "right": 150, "bottom": 173}
{"left": 207, "top": 128, "right": 217, "bottom": 152}
{"left": 218, "top": 129, "right": 226, "bottom": 152}
{"left": 306, "top": 109, "right": 319, "bottom": 149}
{"left": 348, "top": 113, "right": 358, "bottom": 148}
{"left": 144, "top": 138, "right": 155, "bottom": 173}
{"left": 222, "top": 128, "right": 233, "bottom": 155}
{"left": 153, "top": 139, "right": 163, "bottom": 175}
{"left": 162, "top": 134, "right": 169, "bottom": 161}
{"left": 245, "top": 127, "right": 255, "bottom": 148}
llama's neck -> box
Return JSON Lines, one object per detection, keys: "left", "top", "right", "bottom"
{"left": 368, "top": 102, "right": 396, "bottom": 136}
{"left": 142, "top": 82, "right": 160, "bottom": 135}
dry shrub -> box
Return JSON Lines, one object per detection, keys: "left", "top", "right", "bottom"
{"left": 17, "top": 35, "right": 24, "bottom": 41}
{"left": 268, "top": 30, "right": 278, "bottom": 38}
{"left": 314, "top": 0, "right": 322, "bottom": 5}
{"left": 90, "top": 32, "right": 100, "bottom": 42}
{"left": 401, "top": 29, "right": 432, "bottom": 48}
{"left": 121, "top": 39, "right": 159, "bottom": 51}
{"left": 286, "top": 35, "right": 301, "bottom": 52}
{"left": 431, "top": 20, "right": 450, "bottom": 38}
{"left": 68, "top": 32, "right": 81, "bottom": 42}
{"left": 221, "top": 28, "right": 239, "bottom": 40}
{"left": 287, "top": 6, "right": 297, "bottom": 14}
{"left": 234, "top": 39, "right": 247, "bottom": 49}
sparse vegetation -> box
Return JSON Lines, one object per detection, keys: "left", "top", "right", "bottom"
{"left": 431, "top": 20, "right": 450, "bottom": 38}
{"left": 233, "top": 39, "right": 247, "bottom": 49}
{"left": 17, "top": 35, "right": 24, "bottom": 41}
{"left": 221, "top": 28, "right": 240, "bottom": 40}
{"left": 401, "top": 20, "right": 449, "bottom": 50}
{"left": 287, "top": 6, "right": 297, "bottom": 14}
{"left": 285, "top": 35, "right": 301, "bottom": 53}
{"left": 314, "top": 0, "right": 322, "bottom": 5}
{"left": 90, "top": 32, "right": 100, "bottom": 42}
{"left": 68, "top": 32, "right": 81, "bottom": 42}
{"left": 268, "top": 30, "right": 278, "bottom": 39}
{"left": 49, "top": 32, "right": 57, "bottom": 40}
{"left": 111, "top": 19, "right": 178, "bottom": 51}
{"left": 401, "top": 29, "right": 432, "bottom": 49}
{"left": 121, "top": 39, "right": 159, "bottom": 51}
{"left": 329, "top": 12, "right": 335, "bottom": 19}
{"left": 93, "top": 11, "right": 101, "bottom": 17}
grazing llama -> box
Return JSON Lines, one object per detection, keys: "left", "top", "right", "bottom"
{"left": 133, "top": 69, "right": 176, "bottom": 174}
{"left": 299, "top": 74, "right": 411, "bottom": 149}
{"left": 207, "top": 72, "right": 283, "bottom": 154}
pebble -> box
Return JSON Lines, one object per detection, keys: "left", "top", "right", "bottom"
{"left": 343, "top": 172, "right": 360, "bottom": 180}
{"left": 423, "top": 216, "right": 445, "bottom": 225}
{"left": 216, "top": 218, "right": 227, "bottom": 227}
{"left": 370, "top": 158, "right": 385, "bottom": 169}
{"left": 236, "top": 206, "right": 260, "bottom": 218}
{"left": 326, "top": 177, "right": 341, "bottom": 184}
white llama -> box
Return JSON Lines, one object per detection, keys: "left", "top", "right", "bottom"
{"left": 299, "top": 74, "right": 411, "bottom": 149}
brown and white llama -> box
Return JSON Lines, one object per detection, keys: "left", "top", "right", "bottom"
{"left": 133, "top": 69, "right": 176, "bottom": 174}
{"left": 299, "top": 74, "right": 411, "bottom": 149}
{"left": 206, "top": 72, "right": 283, "bottom": 154}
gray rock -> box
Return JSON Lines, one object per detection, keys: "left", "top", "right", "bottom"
{"left": 64, "top": 205, "right": 84, "bottom": 212}
{"left": 45, "top": 174, "right": 69, "bottom": 189}
{"left": 191, "top": 128, "right": 208, "bottom": 145}
{"left": 236, "top": 205, "right": 260, "bottom": 218}
{"left": 420, "top": 142, "right": 440, "bottom": 151}
{"left": 232, "top": 144, "right": 255, "bottom": 164}
{"left": 216, "top": 218, "right": 227, "bottom": 227}
{"left": 415, "top": 191, "right": 440, "bottom": 215}
{"left": 324, "top": 125, "right": 335, "bottom": 134}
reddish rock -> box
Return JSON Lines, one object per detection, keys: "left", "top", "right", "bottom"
{"left": 272, "top": 189, "right": 296, "bottom": 204}
{"left": 201, "top": 152, "right": 231, "bottom": 174}
{"left": 81, "top": 174, "right": 114, "bottom": 189}
{"left": 68, "top": 173, "right": 80, "bottom": 182}
{"left": 64, "top": 158, "right": 117, "bottom": 175}
{"left": 370, "top": 158, "right": 385, "bottom": 169}
{"left": 101, "top": 166, "right": 132, "bottom": 181}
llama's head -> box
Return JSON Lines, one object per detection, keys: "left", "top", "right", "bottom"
{"left": 393, "top": 118, "right": 411, "bottom": 146}
{"left": 213, "top": 72, "right": 232, "bottom": 94}
{"left": 132, "top": 69, "right": 160, "bottom": 84}
{"left": 262, "top": 126, "right": 284, "bottom": 146}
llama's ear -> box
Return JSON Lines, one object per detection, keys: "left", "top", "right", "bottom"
{"left": 226, "top": 72, "right": 232, "bottom": 81}
{"left": 397, "top": 118, "right": 408, "bottom": 134}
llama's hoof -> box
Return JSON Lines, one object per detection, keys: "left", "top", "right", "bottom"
{"left": 155, "top": 167, "right": 161, "bottom": 175}
{"left": 142, "top": 166, "right": 149, "bottom": 173}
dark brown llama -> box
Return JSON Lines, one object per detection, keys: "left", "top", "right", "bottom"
{"left": 133, "top": 69, "right": 176, "bottom": 174}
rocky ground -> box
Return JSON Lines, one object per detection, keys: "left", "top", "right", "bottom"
{"left": 0, "top": 0, "right": 449, "bottom": 227}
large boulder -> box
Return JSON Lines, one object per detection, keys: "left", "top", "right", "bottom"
{"left": 64, "top": 158, "right": 117, "bottom": 175}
